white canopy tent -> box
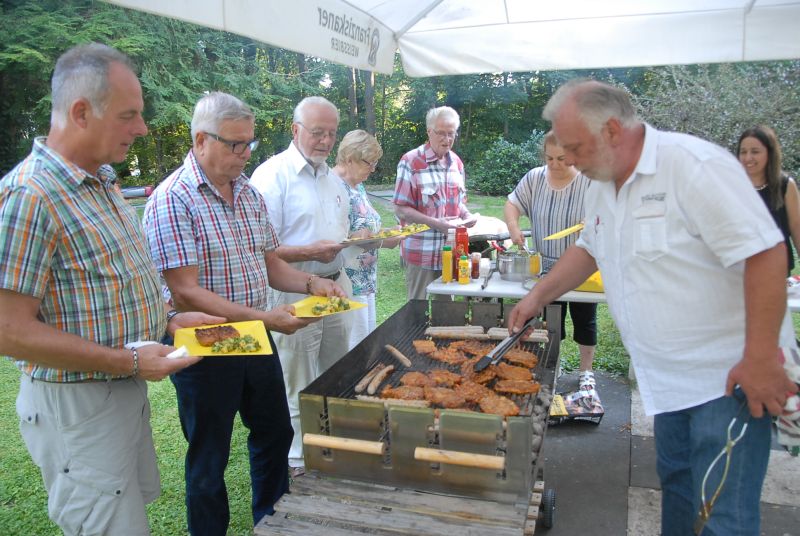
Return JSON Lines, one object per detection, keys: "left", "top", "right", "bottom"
{"left": 104, "top": 0, "right": 800, "bottom": 76}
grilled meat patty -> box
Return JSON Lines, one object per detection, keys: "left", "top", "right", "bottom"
{"left": 494, "top": 380, "right": 541, "bottom": 395}
{"left": 479, "top": 395, "right": 520, "bottom": 417}
{"left": 502, "top": 348, "right": 538, "bottom": 368}
{"left": 495, "top": 362, "right": 532, "bottom": 381}
{"left": 423, "top": 386, "right": 466, "bottom": 408}
{"left": 195, "top": 325, "right": 240, "bottom": 347}
{"left": 412, "top": 340, "right": 437, "bottom": 355}
{"left": 454, "top": 380, "right": 494, "bottom": 403}
{"left": 399, "top": 371, "right": 435, "bottom": 387}
{"left": 428, "top": 369, "right": 462, "bottom": 387}
{"left": 461, "top": 357, "right": 497, "bottom": 384}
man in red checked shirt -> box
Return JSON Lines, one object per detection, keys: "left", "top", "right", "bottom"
{"left": 393, "top": 106, "right": 477, "bottom": 300}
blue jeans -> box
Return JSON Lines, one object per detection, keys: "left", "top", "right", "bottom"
{"left": 171, "top": 342, "right": 293, "bottom": 536}
{"left": 654, "top": 389, "right": 770, "bottom": 536}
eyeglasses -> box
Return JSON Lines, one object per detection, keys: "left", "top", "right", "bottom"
{"left": 432, "top": 129, "right": 458, "bottom": 140}
{"left": 297, "top": 122, "right": 338, "bottom": 141}
{"left": 362, "top": 159, "right": 378, "bottom": 171}
{"left": 205, "top": 132, "right": 259, "bottom": 155}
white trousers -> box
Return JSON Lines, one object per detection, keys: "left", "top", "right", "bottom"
{"left": 270, "top": 270, "right": 353, "bottom": 466}
{"left": 347, "top": 292, "right": 376, "bottom": 351}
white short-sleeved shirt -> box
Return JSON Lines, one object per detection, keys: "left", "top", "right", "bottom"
{"left": 576, "top": 124, "right": 795, "bottom": 415}
{"left": 250, "top": 142, "right": 349, "bottom": 276}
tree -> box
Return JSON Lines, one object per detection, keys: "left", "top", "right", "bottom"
{"left": 635, "top": 62, "right": 800, "bottom": 176}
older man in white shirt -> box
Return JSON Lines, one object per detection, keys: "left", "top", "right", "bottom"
{"left": 250, "top": 96, "right": 352, "bottom": 474}
{"left": 510, "top": 80, "right": 797, "bottom": 536}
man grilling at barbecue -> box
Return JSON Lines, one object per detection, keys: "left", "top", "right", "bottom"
{"left": 143, "top": 92, "right": 345, "bottom": 536}
{"left": 250, "top": 96, "right": 353, "bottom": 478}
{"left": 509, "top": 79, "right": 797, "bottom": 535}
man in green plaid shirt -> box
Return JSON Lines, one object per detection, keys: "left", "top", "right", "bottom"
{"left": 0, "top": 43, "right": 221, "bottom": 535}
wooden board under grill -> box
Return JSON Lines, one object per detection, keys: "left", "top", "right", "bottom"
{"left": 255, "top": 474, "right": 547, "bottom": 535}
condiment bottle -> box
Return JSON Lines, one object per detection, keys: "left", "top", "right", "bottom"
{"left": 441, "top": 246, "right": 453, "bottom": 283}
{"left": 470, "top": 252, "right": 481, "bottom": 279}
{"left": 458, "top": 255, "right": 470, "bottom": 284}
{"left": 455, "top": 226, "right": 469, "bottom": 279}
{"left": 446, "top": 228, "right": 457, "bottom": 280}
{"left": 529, "top": 251, "right": 542, "bottom": 278}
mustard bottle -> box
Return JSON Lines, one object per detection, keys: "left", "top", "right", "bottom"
{"left": 458, "top": 255, "right": 470, "bottom": 284}
{"left": 441, "top": 246, "right": 453, "bottom": 283}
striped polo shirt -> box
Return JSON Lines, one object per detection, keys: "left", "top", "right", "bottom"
{"left": 507, "top": 166, "right": 590, "bottom": 272}
{"left": 143, "top": 151, "right": 277, "bottom": 310}
{"left": 0, "top": 138, "right": 166, "bottom": 382}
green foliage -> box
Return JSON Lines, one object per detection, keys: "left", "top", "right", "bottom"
{"left": 467, "top": 131, "right": 545, "bottom": 195}
{"left": 635, "top": 62, "right": 800, "bottom": 177}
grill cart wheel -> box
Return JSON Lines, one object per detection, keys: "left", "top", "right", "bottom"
{"left": 541, "top": 488, "right": 556, "bottom": 528}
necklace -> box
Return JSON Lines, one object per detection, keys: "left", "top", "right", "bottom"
{"left": 754, "top": 183, "right": 768, "bottom": 191}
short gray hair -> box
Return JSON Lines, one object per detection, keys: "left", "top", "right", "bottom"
{"left": 293, "top": 96, "right": 340, "bottom": 124}
{"left": 426, "top": 106, "right": 460, "bottom": 130}
{"left": 191, "top": 92, "right": 254, "bottom": 142}
{"left": 50, "top": 43, "right": 135, "bottom": 128}
{"left": 543, "top": 79, "right": 638, "bottom": 134}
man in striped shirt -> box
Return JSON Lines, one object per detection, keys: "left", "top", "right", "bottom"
{"left": 0, "top": 43, "right": 220, "bottom": 534}
{"left": 393, "top": 106, "right": 476, "bottom": 299}
{"left": 144, "top": 92, "right": 346, "bottom": 535}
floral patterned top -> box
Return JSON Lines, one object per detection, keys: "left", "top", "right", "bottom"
{"left": 339, "top": 175, "right": 382, "bottom": 295}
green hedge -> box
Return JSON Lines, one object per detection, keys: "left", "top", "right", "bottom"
{"left": 467, "top": 131, "right": 545, "bottom": 195}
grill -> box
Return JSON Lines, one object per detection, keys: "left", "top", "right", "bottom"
{"left": 299, "top": 299, "right": 561, "bottom": 504}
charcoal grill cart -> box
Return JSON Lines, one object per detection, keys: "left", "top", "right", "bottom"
{"left": 255, "top": 300, "right": 562, "bottom": 535}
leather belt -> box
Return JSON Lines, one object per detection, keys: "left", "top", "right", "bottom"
{"left": 30, "top": 375, "right": 133, "bottom": 384}
{"left": 318, "top": 271, "right": 341, "bottom": 281}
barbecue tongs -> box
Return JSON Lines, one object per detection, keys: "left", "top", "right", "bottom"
{"left": 473, "top": 317, "right": 537, "bottom": 372}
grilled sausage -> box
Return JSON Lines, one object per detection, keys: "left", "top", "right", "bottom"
{"left": 384, "top": 344, "right": 412, "bottom": 367}
{"left": 355, "top": 364, "right": 385, "bottom": 394}
{"left": 367, "top": 364, "right": 395, "bottom": 395}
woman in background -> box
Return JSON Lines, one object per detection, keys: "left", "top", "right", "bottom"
{"left": 504, "top": 130, "right": 598, "bottom": 393}
{"left": 332, "top": 130, "right": 403, "bottom": 349}
{"left": 737, "top": 126, "right": 800, "bottom": 275}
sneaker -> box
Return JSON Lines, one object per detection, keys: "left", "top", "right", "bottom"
{"left": 578, "top": 370, "right": 596, "bottom": 391}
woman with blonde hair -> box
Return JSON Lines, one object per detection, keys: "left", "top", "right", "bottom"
{"left": 504, "top": 130, "right": 598, "bottom": 392}
{"left": 333, "top": 130, "right": 403, "bottom": 349}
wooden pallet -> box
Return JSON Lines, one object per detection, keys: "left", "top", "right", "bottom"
{"left": 255, "top": 473, "right": 546, "bottom": 535}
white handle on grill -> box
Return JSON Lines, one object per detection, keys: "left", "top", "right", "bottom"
{"left": 303, "top": 433, "right": 385, "bottom": 456}
{"left": 414, "top": 447, "right": 505, "bottom": 470}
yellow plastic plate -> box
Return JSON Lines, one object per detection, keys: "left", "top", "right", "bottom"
{"left": 291, "top": 296, "right": 366, "bottom": 318}
{"left": 341, "top": 224, "right": 429, "bottom": 246}
{"left": 543, "top": 223, "right": 585, "bottom": 241}
{"left": 173, "top": 320, "right": 273, "bottom": 356}
{"left": 575, "top": 271, "right": 604, "bottom": 293}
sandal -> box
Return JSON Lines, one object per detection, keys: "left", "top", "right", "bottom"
{"left": 289, "top": 466, "right": 305, "bottom": 479}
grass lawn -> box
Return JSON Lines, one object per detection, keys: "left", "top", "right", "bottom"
{"left": 3, "top": 190, "right": 792, "bottom": 534}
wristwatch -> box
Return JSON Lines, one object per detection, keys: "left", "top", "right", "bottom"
{"left": 166, "top": 309, "right": 180, "bottom": 323}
